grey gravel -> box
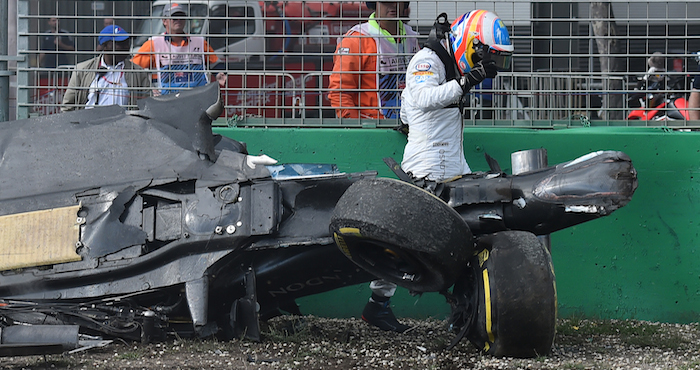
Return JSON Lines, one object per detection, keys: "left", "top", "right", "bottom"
{"left": 2, "top": 316, "right": 699, "bottom": 369}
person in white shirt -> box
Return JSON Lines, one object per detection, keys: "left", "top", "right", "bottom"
{"left": 62, "top": 25, "right": 151, "bottom": 111}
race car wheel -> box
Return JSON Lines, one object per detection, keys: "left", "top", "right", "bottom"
{"left": 466, "top": 231, "right": 557, "bottom": 358}
{"left": 329, "top": 178, "right": 473, "bottom": 292}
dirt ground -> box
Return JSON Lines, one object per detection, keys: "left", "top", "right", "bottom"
{"left": 2, "top": 316, "right": 699, "bottom": 370}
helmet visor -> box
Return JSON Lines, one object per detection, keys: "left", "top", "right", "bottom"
{"left": 485, "top": 47, "right": 512, "bottom": 71}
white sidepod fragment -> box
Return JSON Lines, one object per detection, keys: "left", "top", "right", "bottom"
{"left": 246, "top": 154, "right": 278, "bottom": 169}
{"left": 565, "top": 205, "right": 599, "bottom": 213}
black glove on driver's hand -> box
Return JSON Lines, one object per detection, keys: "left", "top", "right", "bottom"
{"left": 459, "top": 60, "right": 498, "bottom": 94}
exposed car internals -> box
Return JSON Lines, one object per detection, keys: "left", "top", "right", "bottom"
{"left": 0, "top": 83, "right": 637, "bottom": 358}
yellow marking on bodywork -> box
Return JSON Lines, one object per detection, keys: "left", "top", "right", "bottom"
{"left": 483, "top": 268, "right": 495, "bottom": 343}
{"left": 477, "top": 248, "right": 490, "bottom": 267}
{"left": 339, "top": 227, "right": 362, "bottom": 237}
{"left": 0, "top": 205, "right": 82, "bottom": 271}
{"left": 333, "top": 233, "right": 351, "bottom": 257}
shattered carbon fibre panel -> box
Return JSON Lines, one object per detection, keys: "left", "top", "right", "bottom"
{"left": 0, "top": 205, "right": 81, "bottom": 271}
{"left": 0, "top": 83, "right": 269, "bottom": 217}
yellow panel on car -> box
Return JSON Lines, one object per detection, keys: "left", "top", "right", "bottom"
{"left": 0, "top": 205, "right": 82, "bottom": 271}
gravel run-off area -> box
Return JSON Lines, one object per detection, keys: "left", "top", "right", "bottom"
{"left": 2, "top": 316, "right": 699, "bottom": 370}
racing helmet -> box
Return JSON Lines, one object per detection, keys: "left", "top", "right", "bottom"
{"left": 450, "top": 10, "right": 514, "bottom": 74}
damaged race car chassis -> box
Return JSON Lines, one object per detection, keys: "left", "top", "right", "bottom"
{"left": 0, "top": 84, "right": 637, "bottom": 358}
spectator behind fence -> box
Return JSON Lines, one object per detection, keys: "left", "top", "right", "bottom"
{"left": 132, "top": 3, "right": 225, "bottom": 95}
{"left": 689, "top": 52, "right": 700, "bottom": 121}
{"left": 39, "top": 17, "right": 75, "bottom": 68}
{"left": 328, "top": 1, "right": 420, "bottom": 334}
{"left": 328, "top": 1, "right": 419, "bottom": 120}
{"left": 61, "top": 25, "right": 151, "bottom": 112}
{"left": 690, "top": 76, "right": 700, "bottom": 121}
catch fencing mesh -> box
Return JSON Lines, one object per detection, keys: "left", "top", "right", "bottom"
{"left": 10, "top": 1, "right": 700, "bottom": 126}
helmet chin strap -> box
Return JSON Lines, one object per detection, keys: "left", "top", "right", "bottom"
{"left": 445, "top": 30, "right": 456, "bottom": 66}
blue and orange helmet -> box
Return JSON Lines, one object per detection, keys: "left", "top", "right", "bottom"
{"left": 450, "top": 10, "right": 514, "bottom": 74}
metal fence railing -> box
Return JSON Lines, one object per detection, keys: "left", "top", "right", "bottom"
{"left": 221, "top": 71, "right": 297, "bottom": 119}
{"left": 29, "top": 65, "right": 74, "bottom": 116}
{"left": 8, "top": 0, "right": 700, "bottom": 127}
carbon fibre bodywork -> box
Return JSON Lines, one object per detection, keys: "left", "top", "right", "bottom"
{"left": 0, "top": 84, "right": 374, "bottom": 341}
{"left": 0, "top": 83, "right": 637, "bottom": 350}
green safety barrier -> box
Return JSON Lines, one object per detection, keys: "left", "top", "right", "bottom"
{"left": 214, "top": 125, "right": 700, "bottom": 323}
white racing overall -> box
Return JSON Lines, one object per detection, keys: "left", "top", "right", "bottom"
{"left": 400, "top": 47, "right": 471, "bottom": 181}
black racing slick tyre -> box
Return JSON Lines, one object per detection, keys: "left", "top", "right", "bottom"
{"left": 329, "top": 178, "right": 473, "bottom": 292}
{"left": 467, "top": 231, "right": 557, "bottom": 358}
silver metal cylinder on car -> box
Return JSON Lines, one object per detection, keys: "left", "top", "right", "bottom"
{"left": 511, "top": 148, "right": 548, "bottom": 175}
{"left": 511, "top": 148, "right": 551, "bottom": 251}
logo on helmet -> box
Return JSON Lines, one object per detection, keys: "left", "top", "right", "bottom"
{"left": 450, "top": 10, "right": 513, "bottom": 73}
{"left": 493, "top": 19, "right": 511, "bottom": 47}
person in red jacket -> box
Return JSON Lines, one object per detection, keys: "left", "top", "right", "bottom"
{"left": 328, "top": 1, "right": 419, "bottom": 120}
{"left": 329, "top": 2, "right": 419, "bottom": 333}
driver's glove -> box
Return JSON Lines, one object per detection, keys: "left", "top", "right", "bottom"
{"left": 459, "top": 60, "right": 498, "bottom": 94}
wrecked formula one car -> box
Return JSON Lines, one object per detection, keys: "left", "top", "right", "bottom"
{"left": 0, "top": 83, "right": 637, "bottom": 358}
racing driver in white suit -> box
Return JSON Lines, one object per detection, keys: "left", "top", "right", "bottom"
{"left": 401, "top": 10, "right": 513, "bottom": 181}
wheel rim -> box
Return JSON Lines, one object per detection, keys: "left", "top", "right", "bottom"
{"left": 349, "top": 238, "right": 431, "bottom": 285}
